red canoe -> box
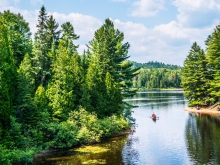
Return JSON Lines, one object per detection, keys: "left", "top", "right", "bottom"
{"left": 152, "top": 114, "right": 156, "bottom": 120}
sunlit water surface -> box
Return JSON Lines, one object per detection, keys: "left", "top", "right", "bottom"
{"left": 33, "top": 90, "right": 220, "bottom": 165}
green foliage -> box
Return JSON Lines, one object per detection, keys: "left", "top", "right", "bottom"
{"left": 82, "top": 18, "right": 139, "bottom": 117}
{"left": 47, "top": 40, "right": 82, "bottom": 122}
{"left": 131, "top": 61, "right": 181, "bottom": 70}
{"left": 61, "top": 21, "right": 79, "bottom": 55}
{"left": 182, "top": 42, "right": 211, "bottom": 106}
{"left": 45, "top": 15, "right": 60, "bottom": 50}
{"left": 16, "top": 53, "right": 36, "bottom": 125}
{"left": 0, "top": 16, "right": 16, "bottom": 131}
{"left": 0, "top": 144, "right": 36, "bottom": 165}
{"left": 0, "top": 8, "right": 135, "bottom": 164}
{"left": 206, "top": 25, "right": 220, "bottom": 102}
{"left": 69, "top": 107, "right": 102, "bottom": 143}
{"left": 182, "top": 24, "right": 220, "bottom": 106}
{"left": 48, "top": 122, "right": 78, "bottom": 148}
{"left": 133, "top": 68, "right": 181, "bottom": 89}
{"left": 99, "top": 115, "right": 130, "bottom": 137}
{"left": 40, "top": 107, "right": 129, "bottom": 148}
{"left": 0, "top": 10, "right": 32, "bottom": 67}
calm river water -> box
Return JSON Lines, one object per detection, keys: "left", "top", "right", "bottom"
{"left": 33, "top": 90, "right": 220, "bottom": 165}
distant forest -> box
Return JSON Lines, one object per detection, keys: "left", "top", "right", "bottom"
{"left": 131, "top": 61, "right": 181, "bottom": 70}
{"left": 132, "top": 61, "right": 182, "bottom": 89}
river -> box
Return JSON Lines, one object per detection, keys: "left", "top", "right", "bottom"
{"left": 33, "top": 90, "right": 220, "bottom": 165}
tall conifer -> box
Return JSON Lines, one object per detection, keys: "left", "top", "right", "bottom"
{"left": 182, "top": 42, "right": 211, "bottom": 106}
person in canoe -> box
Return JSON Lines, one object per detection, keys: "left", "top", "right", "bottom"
{"left": 152, "top": 113, "right": 156, "bottom": 120}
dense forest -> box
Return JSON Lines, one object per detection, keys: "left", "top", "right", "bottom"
{"left": 133, "top": 68, "right": 181, "bottom": 89}
{"left": 131, "top": 61, "right": 181, "bottom": 70}
{"left": 131, "top": 61, "right": 182, "bottom": 89}
{"left": 0, "top": 6, "right": 139, "bottom": 164}
{"left": 182, "top": 24, "right": 220, "bottom": 106}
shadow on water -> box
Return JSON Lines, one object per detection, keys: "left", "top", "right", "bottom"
{"left": 33, "top": 128, "right": 139, "bottom": 165}
{"left": 185, "top": 113, "right": 220, "bottom": 164}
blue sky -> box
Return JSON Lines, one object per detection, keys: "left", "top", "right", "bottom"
{"left": 1, "top": 0, "right": 220, "bottom": 65}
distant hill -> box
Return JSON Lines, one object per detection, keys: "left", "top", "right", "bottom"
{"left": 131, "top": 61, "right": 181, "bottom": 70}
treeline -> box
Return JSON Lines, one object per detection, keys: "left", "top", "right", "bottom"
{"left": 131, "top": 61, "right": 181, "bottom": 70}
{"left": 182, "top": 24, "right": 220, "bottom": 106}
{"left": 133, "top": 68, "right": 181, "bottom": 89}
{"left": 0, "top": 6, "right": 138, "bottom": 164}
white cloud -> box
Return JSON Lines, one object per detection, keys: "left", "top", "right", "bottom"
{"left": 51, "top": 12, "right": 102, "bottom": 47}
{"left": 1, "top": 1, "right": 218, "bottom": 66}
{"left": 130, "top": 0, "right": 165, "bottom": 17}
{"left": 173, "top": 0, "right": 220, "bottom": 28}
{"left": 0, "top": 0, "right": 9, "bottom": 8}
{"left": 174, "top": 0, "right": 220, "bottom": 11}
{"left": 113, "top": 17, "right": 218, "bottom": 65}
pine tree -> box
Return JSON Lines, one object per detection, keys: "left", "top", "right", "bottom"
{"left": 46, "top": 15, "right": 60, "bottom": 51}
{"left": 61, "top": 22, "right": 79, "bottom": 55}
{"left": 82, "top": 18, "right": 139, "bottom": 116}
{"left": 16, "top": 53, "right": 36, "bottom": 125}
{"left": 206, "top": 25, "right": 220, "bottom": 103}
{"left": 182, "top": 42, "right": 211, "bottom": 106}
{"left": 81, "top": 61, "right": 107, "bottom": 117}
{"left": 35, "top": 5, "right": 48, "bottom": 47}
{"left": 33, "top": 5, "right": 50, "bottom": 87}
{"left": 105, "top": 72, "right": 122, "bottom": 115}
{"left": 0, "top": 17, "right": 16, "bottom": 131}
{"left": 47, "top": 40, "right": 82, "bottom": 122}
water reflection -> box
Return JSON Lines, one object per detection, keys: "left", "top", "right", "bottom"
{"left": 124, "top": 90, "right": 186, "bottom": 108}
{"left": 122, "top": 130, "right": 139, "bottom": 165}
{"left": 185, "top": 113, "right": 220, "bottom": 164}
{"left": 33, "top": 133, "right": 139, "bottom": 165}
{"left": 33, "top": 90, "right": 220, "bottom": 165}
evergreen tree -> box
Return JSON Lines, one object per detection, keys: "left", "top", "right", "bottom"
{"left": 46, "top": 15, "right": 60, "bottom": 51}
{"left": 182, "top": 42, "right": 211, "bottom": 106}
{"left": 16, "top": 54, "right": 36, "bottom": 125}
{"left": 82, "top": 61, "right": 107, "bottom": 117}
{"left": 0, "top": 17, "right": 16, "bottom": 131}
{"left": 206, "top": 25, "right": 220, "bottom": 103}
{"left": 0, "top": 10, "right": 32, "bottom": 67}
{"left": 35, "top": 5, "right": 48, "bottom": 47}
{"left": 105, "top": 72, "right": 122, "bottom": 115}
{"left": 61, "top": 22, "right": 79, "bottom": 55}
{"left": 47, "top": 40, "right": 82, "bottom": 122}
{"left": 33, "top": 5, "right": 50, "bottom": 87}
{"left": 82, "top": 18, "right": 139, "bottom": 116}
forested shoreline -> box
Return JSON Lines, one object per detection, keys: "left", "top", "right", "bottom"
{"left": 0, "top": 6, "right": 138, "bottom": 164}
{"left": 182, "top": 24, "right": 220, "bottom": 107}
{"left": 131, "top": 61, "right": 182, "bottom": 90}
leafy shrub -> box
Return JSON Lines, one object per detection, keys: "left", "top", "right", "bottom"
{"left": 49, "top": 121, "right": 78, "bottom": 148}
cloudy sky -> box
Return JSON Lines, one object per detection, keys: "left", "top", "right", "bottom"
{"left": 1, "top": 0, "right": 220, "bottom": 66}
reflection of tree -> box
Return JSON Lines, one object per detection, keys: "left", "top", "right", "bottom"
{"left": 185, "top": 114, "right": 220, "bottom": 164}
{"left": 122, "top": 129, "right": 139, "bottom": 165}
{"left": 33, "top": 135, "right": 130, "bottom": 165}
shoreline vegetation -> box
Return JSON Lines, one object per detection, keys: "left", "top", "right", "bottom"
{"left": 0, "top": 6, "right": 139, "bottom": 165}
{"left": 181, "top": 17, "right": 220, "bottom": 114}
{"left": 131, "top": 88, "right": 183, "bottom": 91}
{"left": 34, "top": 128, "right": 134, "bottom": 157}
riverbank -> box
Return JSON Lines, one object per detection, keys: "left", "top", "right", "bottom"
{"left": 184, "top": 106, "right": 220, "bottom": 114}
{"left": 34, "top": 128, "right": 133, "bottom": 159}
